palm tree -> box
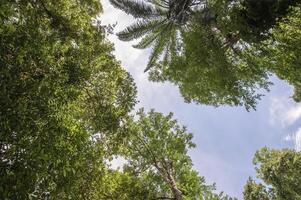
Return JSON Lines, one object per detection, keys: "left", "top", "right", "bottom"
{"left": 109, "top": 0, "right": 201, "bottom": 71}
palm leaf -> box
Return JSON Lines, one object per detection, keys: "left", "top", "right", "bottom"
{"left": 147, "top": 0, "right": 169, "bottom": 9}
{"left": 133, "top": 33, "right": 159, "bottom": 49}
{"left": 169, "top": 28, "right": 178, "bottom": 59}
{"left": 132, "top": 20, "right": 169, "bottom": 49}
{"left": 163, "top": 43, "right": 171, "bottom": 65}
{"left": 109, "top": 0, "right": 160, "bottom": 18}
{"left": 159, "top": 27, "right": 178, "bottom": 65}
{"left": 117, "top": 19, "right": 164, "bottom": 41}
{"left": 144, "top": 24, "right": 173, "bottom": 72}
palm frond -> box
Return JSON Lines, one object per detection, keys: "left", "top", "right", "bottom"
{"left": 169, "top": 28, "right": 178, "bottom": 59}
{"left": 133, "top": 33, "right": 159, "bottom": 49}
{"left": 117, "top": 19, "right": 164, "bottom": 41}
{"left": 163, "top": 43, "right": 171, "bottom": 65}
{"left": 109, "top": 0, "right": 161, "bottom": 18}
{"left": 144, "top": 24, "right": 173, "bottom": 72}
{"left": 145, "top": 38, "right": 166, "bottom": 72}
{"left": 147, "top": 0, "right": 169, "bottom": 9}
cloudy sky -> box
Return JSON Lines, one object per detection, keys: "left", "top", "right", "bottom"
{"left": 101, "top": 1, "right": 301, "bottom": 198}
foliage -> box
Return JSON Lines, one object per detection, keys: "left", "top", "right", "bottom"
{"left": 4, "top": 0, "right": 301, "bottom": 199}
{"left": 110, "top": 0, "right": 301, "bottom": 110}
{"left": 253, "top": 6, "right": 301, "bottom": 102}
{"left": 0, "top": 0, "right": 137, "bottom": 199}
{"left": 227, "top": 0, "right": 301, "bottom": 42}
{"left": 243, "top": 147, "right": 301, "bottom": 200}
{"left": 149, "top": 13, "right": 271, "bottom": 110}
{"left": 117, "top": 109, "right": 236, "bottom": 200}
{"left": 243, "top": 178, "right": 274, "bottom": 200}
{"left": 0, "top": 1, "right": 236, "bottom": 199}
{"left": 88, "top": 169, "right": 160, "bottom": 199}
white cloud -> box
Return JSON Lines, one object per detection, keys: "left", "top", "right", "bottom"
{"left": 294, "top": 129, "right": 301, "bottom": 151}
{"left": 269, "top": 97, "right": 301, "bottom": 127}
{"left": 270, "top": 96, "right": 301, "bottom": 151}
{"left": 285, "top": 129, "right": 301, "bottom": 151}
{"left": 284, "top": 134, "right": 293, "bottom": 141}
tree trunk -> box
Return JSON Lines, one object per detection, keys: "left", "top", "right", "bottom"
{"left": 171, "top": 186, "right": 182, "bottom": 200}
{"left": 169, "top": 175, "right": 182, "bottom": 200}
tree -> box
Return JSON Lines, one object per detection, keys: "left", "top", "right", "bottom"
{"left": 110, "top": 0, "right": 301, "bottom": 110}
{"left": 116, "top": 109, "right": 236, "bottom": 200}
{"left": 243, "top": 147, "right": 301, "bottom": 200}
{"left": 148, "top": 1, "right": 301, "bottom": 110}
{"left": 148, "top": 14, "right": 271, "bottom": 110}
{"left": 109, "top": 0, "right": 202, "bottom": 71}
{"left": 0, "top": 1, "right": 236, "bottom": 199}
{"left": 0, "top": 0, "right": 137, "bottom": 199}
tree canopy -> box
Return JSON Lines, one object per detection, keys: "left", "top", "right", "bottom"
{"left": 111, "top": 0, "right": 301, "bottom": 110}
{"left": 0, "top": 0, "right": 234, "bottom": 199}
{"left": 2, "top": 0, "right": 301, "bottom": 199}
{"left": 112, "top": 109, "right": 236, "bottom": 200}
{"left": 0, "top": 0, "right": 137, "bottom": 198}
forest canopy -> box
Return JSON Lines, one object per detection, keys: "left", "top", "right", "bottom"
{"left": 1, "top": 0, "right": 301, "bottom": 199}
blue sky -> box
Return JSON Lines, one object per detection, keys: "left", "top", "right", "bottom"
{"left": 101, "top": 1, "right": 301, "bottom": 198}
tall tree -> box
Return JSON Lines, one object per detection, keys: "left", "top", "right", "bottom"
{"left": 108, "top": 0, "right": 202, "bottom": 71}
{"left": 0, "top": 0, "right": 137, "bottom": 199}
{"left": 116, "top": 109, "right": 236, "bottom": 200}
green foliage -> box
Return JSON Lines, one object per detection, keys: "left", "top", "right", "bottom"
{"left": 243, "top": 147, "right": 301, "bottom": 200}
{"left": 110, "top": 0, "right": 301, "bottom": 110}
{"left": 0, "top": 0, "right": 137, "bottom": 199}
{"left": 237, "top": 0, "right": 301, "bottom": 41}
{"left": 255, "top": 6, "right": 301, "bottom": 102}
{"left": 6, "top": 0, "right": 301, "bottom": 199}
{"left": 89, "top": 169, "right": 160, "bottom": 199}
{"left": 0, "top": 1, "right": 237, "bottom": 199}
{"left": 243, "top": 178, "right": 274, "bottom": 200}
{"left": 149, "top": 16, "right": 270, "bottom": 110}
{"left": 118, "top": 109, "right": 236, "bottom": 200}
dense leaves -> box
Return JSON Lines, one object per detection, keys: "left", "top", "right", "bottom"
{"left": 253, "top": 6, "right": 301, "bottom": 102}
{"left": 111, "top": 0, "right": 301, "bottom": 110}
{"left": 243, "top": 148, "right": 301, "bottom": 200}
{"left": 2, "top": 0, "right": 301, "bottom": 199}
{"left": 237, "top": 0, "right": 301, "bottom": 41}
{"left": 0, "top": 0, "right": 137, "bottom": 199}
{"left": 0, "top": 1, "right": 234, "bottom": 199}
{"left": 243, "top": 178, "right": 274, "bottom": 200}
{"left": 149, "top": 15, "right": 271, "bottom": 110}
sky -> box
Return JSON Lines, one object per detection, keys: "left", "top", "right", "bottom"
{"left": 101, "top": 1, "right": 301, "bottom": 198}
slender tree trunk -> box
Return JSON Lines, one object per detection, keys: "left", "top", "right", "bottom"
{"left": 155, "top": 163, "right": 183, "bottom": 200}
{"left": 168, "top": 172, "right": 182, "bottom": 200}
{"left": 170, "top": 179, "right": 182, "bottom": 200}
